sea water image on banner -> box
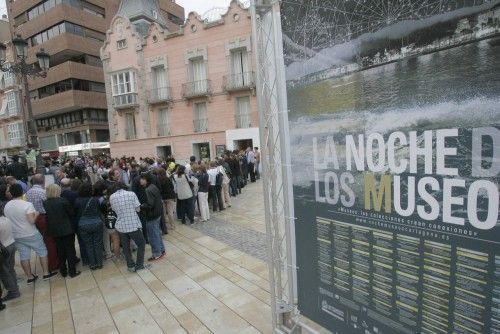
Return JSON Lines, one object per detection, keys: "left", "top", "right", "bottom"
{"left": 281, "top": 0, "right": 500, "bottom": 333}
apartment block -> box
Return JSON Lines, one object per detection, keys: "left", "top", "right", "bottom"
{"left": 6, "top": 0, "right": 184, "bottom": 156}
{"left": 0, "top": 19, "right": 25, "bottom": 159}
{"left": 102, "top": 1, "right": 259, "bottom": 161}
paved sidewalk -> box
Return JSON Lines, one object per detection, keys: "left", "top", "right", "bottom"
{"left": 0, "top": 182, "right": 272, "bottom": 334}
{"left": 0, "top": 181, "right": 330, "bottom": 334}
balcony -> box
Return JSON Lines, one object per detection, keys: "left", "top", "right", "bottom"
{"left": 235, "top": 114, "right": 252, "bottom": 129}
{"left": 194, "top": 118, "right": 208, "bottom": 133}
{"left": 125, "top": 129, "right": 136, "bottom": 140}
{"left": 32, "top": 90, "right": 107, "bottom": 116}
{"left": 9, "top": 137, "right": 24, "bottom": 148}
{"left": 0, "top": 75, "right": 18, "bottom": 91}
{"left": 182, "top": 80, "right": 212, "bottom": 99}
{"left": 149, "top": 86, "right": 172, "bottom": 104}
{"left": 114, "top": 93, "right": 138, "bottom": 109}
{"left": 157, "top": 124, "right": 171, "bottom": 137}
{"left": 223, "top": 72, "right": 255, "bottom": 92}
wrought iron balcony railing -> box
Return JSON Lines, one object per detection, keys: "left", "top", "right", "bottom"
{"left": 223, "top": 72, "right": 255, "bottom": 92}
{"left": 157, "top": 124, "right": 171, "bottom": 137}
{"left": 182, "top": 79, "right": 212, "bottom": 99}
{"left": 235, "top": 113, "right": 252, "bottom": 129}
{"left": 193, "top": 118, "right": 208, "bottom": 133}
{"left": 149, "top": 86, "right": 172, "bottom": 104}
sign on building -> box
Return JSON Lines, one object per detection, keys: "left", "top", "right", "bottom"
{"left": 281, "top": 0, "right": 500, "bottom": 332}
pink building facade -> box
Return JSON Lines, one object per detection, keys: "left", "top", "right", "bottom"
{"left": 101, "top": 1, "right": 259, "bottom": 161}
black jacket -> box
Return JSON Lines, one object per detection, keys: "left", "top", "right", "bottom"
{"left": 229, "top": 159, "right": 240, "bottom": 177}
{"left": 159, "top": 176, "right": 176, "bottom": 200}
{"left": 6, "top": 162, "right": 28, "bottom": 183}
{"left": 197, "top": 173, "right": 209, "bottom": 193}
{"left": 43, "top": 197, "right": 74, "bottom": 237}
{"left": 142, "top": 184, "right": 164, "bottom": 220}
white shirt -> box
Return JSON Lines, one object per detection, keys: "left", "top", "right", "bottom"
{"left": 0, "top": 216, "right": 15, "bottom": 247}
{"left": 109, "top": 189, "right": 142, "bottom": 233}
{"left": 207, "top": 168, "right": 218, "bottom": 186}
{"left": 4, "top": 200, "right": 38, "bottom": 239}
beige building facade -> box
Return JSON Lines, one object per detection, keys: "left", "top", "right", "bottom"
{"left": 101, "top": 1, "right": 259, "bottom": 161}
{"left": 5, "top": 0, "right": 184, "bottom": 157}
{"left": 0, "top": 19, "right": 25, "bottom": 159}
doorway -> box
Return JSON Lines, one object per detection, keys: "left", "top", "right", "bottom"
{"left": 193, "top": 142, "right": 211, "bottom": 161}
{"left": 156, "top": 145, "right": 172, "bottom": 159}
{"left": 233, "top": 139, "right": 253, "bottom": 152}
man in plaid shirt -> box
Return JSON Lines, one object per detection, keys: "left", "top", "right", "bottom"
{"left": 109, "top": 183, "right": 150, "bottom": 272}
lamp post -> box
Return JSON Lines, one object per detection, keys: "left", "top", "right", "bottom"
{"left": 0, "top": 36, "right": 50, "bottom": 172}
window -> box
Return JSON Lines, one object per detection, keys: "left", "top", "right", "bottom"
{"left": 25, "top": 0, "right": 104, "bottom": 23}
{"left": 151, "top": 65, "right": 168, "bottom": 100}
{"left": 157, "top": 108, "right": 170, "bottom": 136}
{"left": 125, "top": 113, "right": 136, "bottom": 140}
{"left": 30, "top": 21, "right": 105, "bottom": 46}
{"left": 117, "top": 39, "right": 127, "bottom": 50}
{"left": 236, "top": 96, "right": 251, "bottom": 128}
{"left": 188, "top": 57, "right": 207, "bottom": 94}
{"left": 231, "top": 49, "right": 249, "bottom": 86}
{"left": 3, "top": 65, "right": 15, "bottom": 87}
{"left": 6, "top": 91, "right": 19, "bottom": 116}
{"left": 112, "top": 71, "right": 136, "bottom": 95}
{"left": 193, "top": 102, "right": 208, "bottom": 133}
{"left": 152, "top": 10, "right": 158, "bottom": 19}
{"left": 8, "top": 123, "right": 24, "bottom": 147}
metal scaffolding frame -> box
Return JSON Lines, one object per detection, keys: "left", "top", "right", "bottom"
{"left": 251, "top": 1, "right": 303, "bottom": 332}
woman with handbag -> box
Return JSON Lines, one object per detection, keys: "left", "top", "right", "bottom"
{"left": 173, "top": 166, "right": 196, "bottom": 225}
{"left": 75, "top": 183, "right": 104, "bottom": 270}
{"left": 43, "top": 184, "right": 80, "bottom": 278}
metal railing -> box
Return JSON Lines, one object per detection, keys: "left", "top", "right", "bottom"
{"left": 223, "top": 71, "right": 256, "bottom": 91}
{"left": 1, "top": 76, "right": 17, "bottom": 90}
{"left": 182, "top": 79, "right": 212, "bottom": 99}
{"left": 193, "top": 118, "right": 208, "bottom": 133}
{"left": 125, "top": 128, "right": 136, "bottom": 140}
{"left": 9, "top": 137, "right": 23, "bottom": 147}
{"left": 235, "top": 113, "right": 251, "bottom": 128}
{"left": 149, "top": 86, "right": 172, "bottom": 103}
{"left": 113, "top": 93, "right": 138, "bottom": 108}
{"left": 157, "top": 124, "right": 171, "bottom": 137}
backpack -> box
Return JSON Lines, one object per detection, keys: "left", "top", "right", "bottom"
{"left": 215, "top": 172, "right": 223, "bottom": 186}
{"left": 105, "top": 201, "right": 117, "bottom": 229}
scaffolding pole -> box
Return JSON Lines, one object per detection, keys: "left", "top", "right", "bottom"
{"left": 251, "top": 1, "right": 300, "bottom": 332}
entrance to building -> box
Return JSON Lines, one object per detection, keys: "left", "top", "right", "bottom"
{"left": 156, "top": 145, "right": 172, "bottom": 158}
{"left": 233, "top": 139, "right": 253, "bottom": 152}
{"left": 193, "top": 142, "right": 211, "bottom": 161}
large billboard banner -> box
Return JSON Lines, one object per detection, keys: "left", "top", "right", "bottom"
{"left": 281, "top": 0, "right": 500, "bottom": 333}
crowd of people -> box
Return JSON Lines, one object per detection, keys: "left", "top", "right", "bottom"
{"left": 0, "top": 146, "right": 261, "bottom": 311}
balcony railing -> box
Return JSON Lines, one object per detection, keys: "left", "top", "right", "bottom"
{"left": 157, "top": 124, "right": 171, "bottom": 137}
{"left": 125, "top": 129, "right": 136, "bottom": 140}
{"left": 223, "top": 72, "right": 255, "bottom": 92}
{"left": 194, "top": 118, "right": 208, "bottom": 133}
{"left": 113, "top": 93, "right": 138, "bottom": 109}
{"left": 149, "top": 86, "right": 172, "bottom": 104}
{"left": 9, "top": 137, "right": 23, "bottom": 147}
{"left": 182, "top": 79, "right": 212, "bottom": 99}
{"left": 235, "top": 113, "right": 252, "bottom": 129}
{"left": 1, "top": 76, "right": 17, "bottom": 91}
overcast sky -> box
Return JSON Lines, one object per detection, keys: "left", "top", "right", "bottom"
{"left": 0, "top": 0, "right": 238, "bottom": 20}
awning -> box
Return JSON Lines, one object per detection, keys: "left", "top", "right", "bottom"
{"left": 58, "top": 142, "right": 111, "bottom": 153}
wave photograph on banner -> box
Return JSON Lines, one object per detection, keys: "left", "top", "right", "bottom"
{"left": 282, "top": 0, "right": 500, "bottom": 333}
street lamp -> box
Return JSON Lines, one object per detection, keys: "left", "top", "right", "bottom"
{"left": 0, "top": 36, "right": 50, "bottom": 172}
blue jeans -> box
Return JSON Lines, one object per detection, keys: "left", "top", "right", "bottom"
{"left": 79, "top": 223, "right": 103, "bottom": 267}
{"left": 146, "top": 217, "right": 165, "bottom": 257}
